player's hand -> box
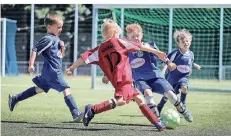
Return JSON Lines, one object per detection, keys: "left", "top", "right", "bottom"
{"left": 102, "top": 76, "right": 109, "bottom": 84}
{"left": 57, "top": 51, "right": 63, "bottom": 58}
{"left": 65, "top": 68, "right": 73, "bottom": 76}
{"left": 193, "top": 63, "right": 201, "bottom": 70}
{"left": 156, "top": 51, "right": 167, "bottom": 62}
{"left": 167, "top": 62, "right": 177, "bottom": 71}
{"left": 28, "top": 65, "right": 35, "bottom": 73}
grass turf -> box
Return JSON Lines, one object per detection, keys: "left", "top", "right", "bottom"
{"left": 1, "top": 75, "right": 231, "bottom": 136}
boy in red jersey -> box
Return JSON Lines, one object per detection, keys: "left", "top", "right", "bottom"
{"left": 65, "top": 19, "right": 168, "bottom": 131}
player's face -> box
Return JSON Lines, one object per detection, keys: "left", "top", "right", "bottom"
{"left": 178, "top": 37, "right": 191, "bottom": 52}
{"left": 127, "top": 31, "right": 143, "bottom": 43}
{"left": 48, "top": 20, "right": 63, "bottom": 36}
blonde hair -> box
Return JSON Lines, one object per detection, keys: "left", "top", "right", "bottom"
{"left": 101, "top": 19, "right": 121, "bottom": 39}
{"left": 126, "top": 23, "right": 143, "bottom": 34}
{"left": 44, "top": 12, "right": 63, "bottom": 27}
{"left": 173, "top": 29, "right": 193, "bottom": 43}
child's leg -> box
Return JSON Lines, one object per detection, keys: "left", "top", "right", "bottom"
{"left": 143, "top": 89, "right": 160, "bottom": 117}
{"left": 8, "top": 86, "right": 44, "bottom": 112}
{"left": 180, "top": 86, "right": 188, "bottom": 105}
{"left": 63, "top": 88, "right": 82, "bottom": 121}
{"left": 82, "top": 98, "right": 119, "bottom": 127}
{"left": 164, "top": 90, "right": 193, "bottom": 122}
{"left": 157, "top": 96, "right": 168, "bottom": 114}
{"left": 133, "top": 95, "right": 166, "bottom": 131}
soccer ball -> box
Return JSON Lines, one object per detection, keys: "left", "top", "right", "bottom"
{"left": 161, "top": 109, "right": 180, "bottom": 129}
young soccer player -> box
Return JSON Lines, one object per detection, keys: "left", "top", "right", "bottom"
{"left": 157, "top": 29, "right": 201, "bottom": 115}
{"left": 65, "top": 19, "right": 168, "bottom": 131}
{"left": 103, "top": 24, "right": 194, "bottom": 123}
{"left": 8, "top": 13, "right": 83, "bottom": 122}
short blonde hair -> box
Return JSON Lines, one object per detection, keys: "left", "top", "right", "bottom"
{"left": 126, "top": 23, "right": 143, "bottom": 34}
{"left": 173, "top": 29, "right": 193, "bottom": 43}
{"left": 44, "top": 12, "right": 63, "bottom": 27}
{"left": 101, "top": 19, "right": 121, "bottom": 39}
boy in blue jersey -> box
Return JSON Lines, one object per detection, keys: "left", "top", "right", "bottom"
{"left": 8, "top": 13, "right": 83, "bottom": 122}
{"left": 157, "top": 29, "right": 201, "bottom": 114}
{"left": 103, "top": 24, "right": 193, "bottom": 123}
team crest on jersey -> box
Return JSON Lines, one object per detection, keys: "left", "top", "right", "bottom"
{"left": 137, "top": 51, "right": 144, "bottom": 57}
{"left": 130, "top": 58, "right": 145, "bottom": 68}
{"left": 177, "top": 65, "right": 190, "bottom": 73}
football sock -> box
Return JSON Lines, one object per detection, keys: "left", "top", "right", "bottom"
{"left": 139, "top": 104, "right": 160, "bottom": 124}
{"left": 181, "top": 93, "right": 187, "bottom": 104}
{"left": 157, "top": 96, "right": 168, "bottom": 112}
{"left": 92, "top": 99, "right": 116, "bottom": 114}
{"left": 64, "top": 94, "right": 79, "bottom": 117}
{"left": 16, "top": 86, "right": 37, "bottom": 101}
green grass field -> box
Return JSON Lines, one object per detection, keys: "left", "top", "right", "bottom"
{"left": 1, "top": 75, "right": 231, "bottom": 136}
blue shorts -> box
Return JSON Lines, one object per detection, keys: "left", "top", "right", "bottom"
{"left": 134, "top": 78, "right": 174, "bottom": 95}
{"left": 32, "top": 75, "right": 69, "bottom": 93}
{"left": 172, "top": 77, "right": 188, "bottom": 94}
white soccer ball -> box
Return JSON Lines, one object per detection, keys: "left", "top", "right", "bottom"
{"left": 161, "top": 109, "right": 180, "bottom": 129}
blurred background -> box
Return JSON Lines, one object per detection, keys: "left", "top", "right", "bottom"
{"left": 1, "top": 4, "right": 231, "bottom": 91}
{"left": 1, "top": 4, "right": 92, "bottom": 75}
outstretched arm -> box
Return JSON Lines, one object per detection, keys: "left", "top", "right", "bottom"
{"left": 28, "top": 51, "right": 37, "bottom": 73}
{"left": 193, "top": 63, "right": 201, "bottom": 70}
{"left": 65, "top": 58, "right": 84, "bottom": 76}
{"left": 140, "top": 43, "right": 167, "bottom": 62}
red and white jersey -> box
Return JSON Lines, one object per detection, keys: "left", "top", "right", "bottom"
{"left": 80, "top": 38, "right": 141, "bottom": 88}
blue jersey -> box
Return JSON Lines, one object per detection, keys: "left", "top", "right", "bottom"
{"left": 32, "top": 34, "right": 63, "bottom": 81}
{"left": 165, "top": 49, "right": 194, "bottom": 85}
{"left": 128, "top": 41, "right": 164, "bottom": 81}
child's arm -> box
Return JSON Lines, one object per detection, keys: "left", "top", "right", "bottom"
{"left": 65, "top": 58, "right": 85, "bottom": 76}
{"left": 28, "top": 51, "right": 37, "bottom": 73}
{"left": 58, "top": 40, "right": 65, "bottom": 58}
{"left": 140, "top": 43, "right": 167, "bottom": 62}
{"left": 162, "top": 64, "right": 168, "bottom": 74}
{"left": 193, "top": 63, "right": 201, "bottom": 70}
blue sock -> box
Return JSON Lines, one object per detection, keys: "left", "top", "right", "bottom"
{"left": 16, "top": 86, "right": 37, "bottom": 101}
{"left": 64, "top": 94, "right": 79, "bottom": 118}
{"left": 157, "top": 96, "right": 168, "bottom": 113}
{"left": 181, "top": 93, "right": 187, "bottom": 104}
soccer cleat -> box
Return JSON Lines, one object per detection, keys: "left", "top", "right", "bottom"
{"left": 153, "top": 121, "right": 168, "bottom": 131}
{"left": 8, "top": 94, "right": 18, "bottom": 112}
{"left": 83, "top": 104, "right": 95, "bottom": 127}
{"left": 73, "top": 111, "right": 84, "bottom": 122}
{"left": 182, "top": 110, "right": 193, "bottom": 123}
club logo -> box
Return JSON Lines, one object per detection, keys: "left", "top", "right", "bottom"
{"left": 130, "top": 58, "right": 145, "bottom": 68}
{"left": 137, "top": 51, "right": 144, "bottom": 57}
{"left": 177, "top": 65, "right": 190, "bottom": 73}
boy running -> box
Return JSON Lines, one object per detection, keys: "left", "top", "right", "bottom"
{"left": 8, "top": 13, "right": 83, "bottom": 122}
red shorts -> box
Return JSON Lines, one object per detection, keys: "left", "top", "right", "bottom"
{"left": 114, "top": 82, "right": 139, "bottom": 103}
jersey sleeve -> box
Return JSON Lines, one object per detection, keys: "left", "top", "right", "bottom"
{"left": 80, "top": 46, "right": 99, "bottom": 65}
{"left": 168, "top": 50, "right": 178, "bottom": 61}
{"left": 118, "top": 38, "right": 141, "bottom": 52}
{"left": 147, "top": 41, "right": 159, "bottom": 50}
{"left": 32, "top": 36, "right": 53, "bottom": 55}
{"left": 191, "top": 51, "right": 195, "bottom": 63}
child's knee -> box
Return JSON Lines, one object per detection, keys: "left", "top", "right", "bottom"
{"left": 133, "top": 95, "right": 145, "bottom": 106}
{"left": 180, "top": 86, "right": 188, "bottom": 94}
{"left": 35, "top": 86, "right": 44, "bottom": 94}
{"left": 144, "top": 89, "right": 152, "bottom": 96}
{"left": 115, "top": 97, "right": 126, "bottom": 106}
{"left": 63, "top": 88, "right": 71, "bottom": 96}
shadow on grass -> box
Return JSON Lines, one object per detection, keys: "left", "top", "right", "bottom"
{"left": 91, "top": 122, "right": 151, "bottom": 127}
{"left": 1, "top": 120, "right": 44, "bottom": 124}
{"left": 28, "top": 126, "right": 112, "bottom": 131}
{"left": 2, "top": 120, "right": 159, "bottom": 132}
{"left": 119, "top": 115, "right": 144, "bottom": 117}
